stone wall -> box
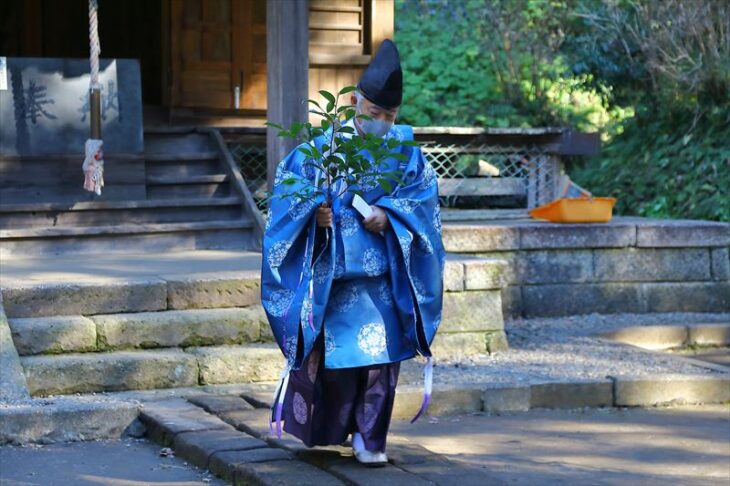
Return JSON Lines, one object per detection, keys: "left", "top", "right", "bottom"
{"left": 442, "top": 217, "right": 730, "bottom": 317}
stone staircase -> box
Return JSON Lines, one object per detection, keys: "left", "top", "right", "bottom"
{"left": 0, "top": 127, "right": 264, "bottom": 257}
{"left": 1, "top": 255, "right": 509, "bottom": 398}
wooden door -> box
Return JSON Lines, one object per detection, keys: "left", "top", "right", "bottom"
{"left": 170, "top": 0, "right": 266, "bottom": 111}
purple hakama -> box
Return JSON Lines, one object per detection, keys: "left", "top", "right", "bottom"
{"left": 281, "top": 335, "right": 401, "bottom": 452}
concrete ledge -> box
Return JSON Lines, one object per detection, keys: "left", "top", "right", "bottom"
{"left": 1, "top": 279, "right": 168, "bottom": 318}
{"left": 530, "top": 380, "right": 613, "bottom": 409}
{"left": 635, "top": 219, "right": 730, "bottom": 248}
{"left": 482, "top": 385, "right": 531, "bottom": 413}
{"left": 0, "top": 396, "right": 140, "bottom": 445}
{"left": 614, "top": 376, "right": 730, "bottom": 406}
{"left": 600, "top": 323, "right": 730, "bottom": 350}
{"left": 519, "top": 222, "right": 636, "bottom": 249}
{"left": 688, "top": 324, "right": 730, "bottom": 346}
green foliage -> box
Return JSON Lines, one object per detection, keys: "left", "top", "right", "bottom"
{"left": 395, "top": 0, "right": 614, "bottom": 131}
{"left": 571, "top": 107, "right": 730, "bottom": 222}
{"left": 395, "top": 0, "right": 730, "bottom": 221}
{"left": 265, "top": 86, "right": 406, "bottom": 206}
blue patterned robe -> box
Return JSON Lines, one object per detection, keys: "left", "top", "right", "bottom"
{"left": 261, "top": 124, "right": 445, "bottom": 370}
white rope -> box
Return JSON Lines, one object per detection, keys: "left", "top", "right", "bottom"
{"left": 88, "top": 0, "right": 101, "bottom": 91}
{"left": 83, "top": 0, "right": 104, "bottom": 195}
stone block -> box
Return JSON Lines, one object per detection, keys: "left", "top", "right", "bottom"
{"left": 0, "top": 297, "right": 30, "bottom": 401}
{"left": 172, "top": 428, "right": 267, "bottom": 468}
{"left": 187, "top": 394, "right": 255, "bottom": 414}
{"left": 442, "top": 223, "right": 520, "bottom": 252}
{"left": 21, "top": 349, "right": 199, "bottom": 396}
{"left": 687, "top": 324, "right": 730, "bottom": 346}
{"left": 635, "top": 219, "right": 730, "bottom": 248}
{"left": 0, "top": 396, "right": 140, "bottom": 445}
{"left": 530, "top": 381, "right": 613, "bottom": 409}
{"left": 644, "top": 282, "right": 730, "bottom": 313}
{"left": 441, "top": 290, "right": 503, "bottom": 332}
{"left": 429, "top": 385, "right": 483, "bottom": 416}
{"left": 219, "top": 408, "right": 272, "bottom": 438}
{"left": 430, "top": 332, "right": 486, "bottom": 360}
{"left": 599, "top": 325, "right": 689, "bottom": 350}
{"left": 477, "top": 251, "right": 519, "bottom": 284}
{"left": 443, "top": 259, "right": 465, "bottom": 291}
{"left": 209, "top": 448, "right": 294, "bottom": 483}
{"left": 594, "top": 248, "right": 711, "bottom": 282}
{"left": 615, "top": 376, "right": 730, "bottom": 406}
{"left": 463, "top": 258, "right": 508, "bottom": 290}
{"left": 500, "top": 286, "right": 522, "bottom": 318}
{"left": 486, "top": 330, "right": 509, "bottom": 353}
{"left": 187, "top": 344, "right": 282, "bottom": 385}
{"left": 519, "top": 222, "right": 636, "bottom": 250}
{"left": 393, "top": 384, "right": 482, "bottom": 419}
{"left": 163, "top": 271, "right": 260, "bottom": 310}
{"left": 518, "top": 250, "right": 593, "bottom": 284}
{"left": 711, "top": 247, "right": 730, "bottom": 280}
{"left": 482, "top": 385, "right": 531, "bottom": 413}
{"left": 522, "top": 283, "right": 644, "bottom": 317}
{"left": 139, "top": 398, "right": 234, "bottom": 446}
{"left": 328, "top": 461, "right": 432, "bottom": 486}
{"left": 8, "top": 316, "right": 97, "bottom": 355}
{"left": 233, "top": 459, "right": 346, "bottom": 486}
{"left": 92, "top": 308, "right": 261, "bottom": 351}
{"left": 0, "top": 279, "right": 167, "bottom": 318}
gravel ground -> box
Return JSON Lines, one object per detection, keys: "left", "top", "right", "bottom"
{"left": 401, "top": 312, "right": 730, "bottom": 386}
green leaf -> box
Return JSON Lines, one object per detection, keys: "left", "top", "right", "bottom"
{"left": 338, "top": 86, "right": 357, "bottom": 96}
{"left": 320, "top": 90, "right": 336, "bottom": 106}
{"left": 377, "top": 178, "right": 393, "bottom": 192}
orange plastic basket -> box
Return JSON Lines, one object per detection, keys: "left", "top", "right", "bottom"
{"left": 528, "top": 197, "right": 616, "bottom": 223}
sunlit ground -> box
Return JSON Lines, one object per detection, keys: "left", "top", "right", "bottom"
{"left": 391, "top": 404, "right": 730, "bottom": 485}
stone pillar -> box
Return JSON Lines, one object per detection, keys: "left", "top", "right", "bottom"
{"left": 266, "top": 0, "right": 309, "bottom": 193}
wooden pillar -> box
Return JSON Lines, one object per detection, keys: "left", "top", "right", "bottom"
{"left": 266, "top": 0, "right": 309, "bottom": 192}
{"left": 369, "top": 0, "right": 394, "bottom": 54}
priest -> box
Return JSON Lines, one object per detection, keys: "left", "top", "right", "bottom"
{"left": 261, "top": 39, "right": 445, "bottom": 466}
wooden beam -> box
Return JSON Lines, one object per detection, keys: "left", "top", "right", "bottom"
{"left": 369, "top": 0, "right": 394, "bottom": 54}
{"left": 266, "top": 0, "right": 309, "bottom": 192}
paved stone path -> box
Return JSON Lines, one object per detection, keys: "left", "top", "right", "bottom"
{"left": 2, "top": 403, "right": 728, "bottom": 485}
{"left": 0, "top": 436, "right": 227, "bottom": 485}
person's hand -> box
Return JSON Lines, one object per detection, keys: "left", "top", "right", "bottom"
{"left": 316, "top": 202, "right": 333, "bottom": 228}
{"left": 363, "top": 206, "right": 389, "bottom": 233}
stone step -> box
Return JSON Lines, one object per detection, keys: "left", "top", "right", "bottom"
{"left": 0, "top": 395, "right": 141, "bottom": 445}
{"left": 0, "top": 196, "right": 244, "bottom": 229}
{"left": 1, "top": 270, "right": 261, "bottom": 318}
{"left": 0, "top": 219, "right": 256, "bottom": 257}
{"left": 20, "top": 344, "right": 282, "bottom": 396}
{"left": 145, "top": 151, "right": 222, "bottom": 177}
{"left": 8, "top": 306, "right": 271, "bottom": 356}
